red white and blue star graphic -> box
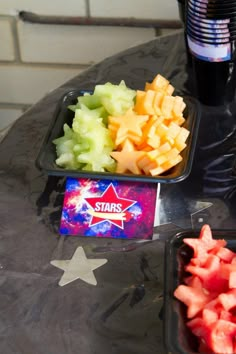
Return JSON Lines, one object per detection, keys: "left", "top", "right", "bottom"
{"left": 84, "top": 183, "right": 136, "bottom": 229}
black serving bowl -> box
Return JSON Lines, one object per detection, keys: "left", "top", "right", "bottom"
{"left": 163, "top": 229, "right": 236, "bottom": 354}
{"left": 36, "top": 89, "right": 201, "bottom": 184}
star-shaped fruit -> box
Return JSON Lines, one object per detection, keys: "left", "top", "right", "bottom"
{"left": 174, "top": 281, "right": 212, "bottom": 318}
{"left": 108, "top": 108, "right": 148, "bottom": 147}
{"left": 110, "top": 139, "right": 145, "bottom": 175}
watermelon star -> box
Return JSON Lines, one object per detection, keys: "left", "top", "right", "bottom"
{"left": 183, "top": 224, "right": 226, "bottom": 265}
{"left": 174, "top": 281, "right": 212, "bottom": 318}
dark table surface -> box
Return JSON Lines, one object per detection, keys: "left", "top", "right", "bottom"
{"left": 1, "top": 29, "right": 236, "bottom": 354}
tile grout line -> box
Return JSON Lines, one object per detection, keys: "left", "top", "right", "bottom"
{"left": 11, "top": 17, "right": 21, "bottom": 62}
{"left": 86, "top": 0, "right": 91, "bottom": 17}
{"left": 0, "top": 60, "right": 91, "bottom": 70}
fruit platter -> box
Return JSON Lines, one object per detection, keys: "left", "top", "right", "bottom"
{"left": 164, "top": 225, "right": 236, "bottom": 354}
{"left": 36, "top": 73, "right": 201, "bottom": 183}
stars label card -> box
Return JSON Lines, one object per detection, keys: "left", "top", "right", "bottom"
{"left": 60, "top": 178, "right": 159, "bottom": 239}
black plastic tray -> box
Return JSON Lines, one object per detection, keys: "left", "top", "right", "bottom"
{"left": 164, "top": 229, "right": 236, "bottom": 354}
{"left": 36, "top": 90, "right": 201, "bottom": 183}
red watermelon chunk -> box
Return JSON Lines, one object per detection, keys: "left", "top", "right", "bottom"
{"left": 206, "top": 319, "right": 236, "bottom": 354}
{"left": 183, "top": 275, "right": 202, "bottom": 289}
{"left": 229, "top": 271, "right": 236, "bottom": 289}
{"left": 173, "top": 225, "right": 236, "bottom": 354}
{"left": 183, "top": 225, "right": 226, "bottom": 267}
{"left": 199, "top": 224, "right": 213, "bottom": 243}
{"left": 198, "top": 339, "right": 214, "bottom": 354}
{"left": 218, "top": 289, "right": 236, "bottom": 311}
{"left": 185, "top": 254, "right": 228, "bottom": 293}
{"left": 220, "top": 310, "right": 233, "bottom": 322}
{"left": 174, "top": 284, "right": 211, "bottom": 318}
{"left": 187, "top": 317, "right": 209, "bottom": 338}
{"left": 216, "top": 247, "right": 235, "bottom": 263}
{"left": 202, "top": 308, "right": 218, "bottom": 325}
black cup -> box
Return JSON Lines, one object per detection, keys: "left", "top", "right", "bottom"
{"left": 188, "top": 15, "right": 229, "bottom": 29}
{"left": 190, "top": 0, "right": 236, "bottom": 14}
{"left": 178, "top": 0, "right": 186, "bottom": 23}
{"left": 187, "top": 20, "right": 230, "bottom": 34}
{"left": 177, "top": 0, "right": 193, "bottom": 65}
{"left": 192, "top": 57, "right": 236, "bottom": 106}
{"left": 187, "top": 26, "right": 230, "bottom": 42}
{"left": 186, "top": 0, "right": 236, "bottom": 106}
{"left": 187, "top": 25, "right": 236, "bottom": 43}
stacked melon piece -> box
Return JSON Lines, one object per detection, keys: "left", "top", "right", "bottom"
{"left": 53, "top": 81, "right": 136, "bottom": 172}
{"left": 53, "top": 73, "right": 190, "bottom": 176}
{"left": 108, "top": 74, "right": 190, "bottom": 176}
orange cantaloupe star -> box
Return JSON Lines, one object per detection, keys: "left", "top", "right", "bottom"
{"left": 106, "top": 73, "right": 190, "bottom": 176}
{"left": 108, "top": 108, "right": 148, "bottom": 147}
{"left": 110, "top": 139, "right": 145, "bottom": 174}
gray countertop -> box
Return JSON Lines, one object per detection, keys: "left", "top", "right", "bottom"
{"left": 1, "top": 30, "right": 236, "bottom": 354}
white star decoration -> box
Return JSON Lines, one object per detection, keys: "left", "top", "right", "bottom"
{"left": 50, "top": 246, "right": 108, "bottom": 286}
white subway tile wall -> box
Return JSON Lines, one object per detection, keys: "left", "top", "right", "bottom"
{"left": 0, "top": 0, "right": 179, "bottom": 130}
{"left": 0, "top": 18, "right": 15, "bottom": 61}
{"left": 18, "top": 22, "right": 156, "bottom": 65}
{"left": 0, "top": 0, "right": 87, "bottom": 16}
{"left": 0, "top": 65, "right": 82, "bottom": 105}
{"left": 90, "top": 0, "right": 179, "bottom": 20}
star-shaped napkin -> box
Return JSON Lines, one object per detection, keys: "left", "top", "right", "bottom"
{"left": 51, "top": 246, "right": 107, "bottom": 286}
